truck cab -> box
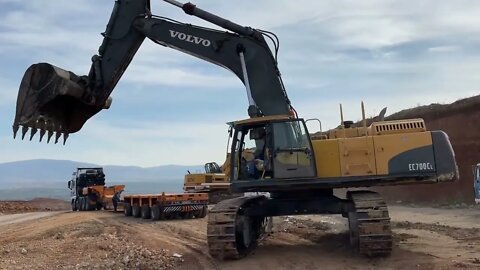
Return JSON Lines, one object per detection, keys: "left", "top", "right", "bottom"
{"left": 68, "top": 167, "right": 106, "bottom": 211}
{"left": 67, "top": 172, "right": 77, "bottom": 203}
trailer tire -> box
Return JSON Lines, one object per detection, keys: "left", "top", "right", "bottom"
{"left": 132, "top": 205, "right": 141, "bottom": 218}
{"left": 151, "top": 205, "right": 161, "bottom": 220}
{"left": 124, "top": 203, "right": 132, "bottom": 216}
{"left": 84, "top": 198, "right": 90, "bottom": 211}
{"left": 78, "top": 198, "right": 84, "bottom": 211}
{"left": 185, "top": 212, "right": 194, "bottom": 219}
{"left": 75, "top": 199, "right": 80, "bottom": 211}
{"left": 141, "top": 205, "right": 151, "bottom": 219}
{"left": 199, "top": 205, "right": 208, "bottom": 218}
{"left": 96, "top": 203, "right": 102, "bottom": 211}
{"left": 71, "top": 200, "right": 77, "bottom": 211}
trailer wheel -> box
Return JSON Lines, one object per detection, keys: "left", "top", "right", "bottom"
{"left": 151, "top": 205, "right": 160, "bottom": 220}
{"left": 75, "top": 199, "right": 80, "bottom": 211}
{"left": 84, "top": 198, "right": 91, "bottom": 211}
{"left": 96, "top": 203, "right": 102, "bottom": 211}
{"left": 132, "top": 205, "right": 141, "bottom": 218}
{"left": 78, "top": 198, "right": 84, "bottom": 211}
{"left": 124, "top": 203, "right": 132, "bottom": 216}
{"left": 199, "top": 205, "right": 208, "bottom": 218}
{"left": 71, "top": 200, "right": 77, "bottom": 211}
{"left": 141, "top": 205, "right": 151, "bottom": 219}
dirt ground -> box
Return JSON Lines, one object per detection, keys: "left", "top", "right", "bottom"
{"left": 1, "top": 204, "right": 480, "bottom": 270}
{"left": 0, "top": 198, "right": 69, "bottom": 214}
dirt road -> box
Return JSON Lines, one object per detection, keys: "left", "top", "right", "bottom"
{"left": 0, "top": 211, "right": 62, "bottom": 226}
{"left": 1, "top": 205, "right": 479, "bottom": 269}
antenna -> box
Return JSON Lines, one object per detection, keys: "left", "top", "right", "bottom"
{"left": 340, "top": 104, "right": 346, "bottom": 138}
{"left": 361, "top": 101, "right": 367, "bottom": 131}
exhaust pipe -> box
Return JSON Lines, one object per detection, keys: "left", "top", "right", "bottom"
{"left": 13, "top": 63, "right": 111, "bottom": 144}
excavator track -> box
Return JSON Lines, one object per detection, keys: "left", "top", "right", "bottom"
{"left": 207, "top": 195, "right": 266, "bottom": 260}
{"left": 347, "top": 191, "right": 392, "bottom": 256}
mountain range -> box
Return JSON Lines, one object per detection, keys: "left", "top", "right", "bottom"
{"left": 0, "top": 159, "right": 203, "bottom": 199}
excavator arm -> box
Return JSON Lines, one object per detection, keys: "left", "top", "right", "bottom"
{"left": 13, "top": 0, "right": 292, "bottom": 144}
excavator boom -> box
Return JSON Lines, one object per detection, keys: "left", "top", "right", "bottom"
{"left": 13, "top": 0, "right": 292, "bottom": 144}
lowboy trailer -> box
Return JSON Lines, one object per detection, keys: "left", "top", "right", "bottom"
{"left": 123, "top": 192, "right": 209, "bottom": 220}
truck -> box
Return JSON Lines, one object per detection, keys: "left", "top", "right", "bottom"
{"left": 474, "top": 164, "right": 480, "bottom": 204}
{"left": 14, "top": 0, "right": 458, "bottom": 259}
{"left": 123, "top": 192, "right": 208, "bottom": 220}
{"left": 67, "top": 167, "right": 125, "bottom": 211}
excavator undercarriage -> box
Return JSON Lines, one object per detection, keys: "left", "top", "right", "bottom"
{"left": 207, "top": 189, "right": 392, "bottom": 259}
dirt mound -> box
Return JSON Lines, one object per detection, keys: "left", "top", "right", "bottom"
{"left": 0, "top": 219, "right": 180, "bottom": 269}
{"left": 0, "top": 198, "right": 69, "bottom": 214}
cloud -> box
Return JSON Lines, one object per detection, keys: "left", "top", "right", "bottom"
{"left": 1, "top": 0, "right": 480, "bottom": 167}
{"left": 428, "top": 46, "right": 460, "bottom": 53}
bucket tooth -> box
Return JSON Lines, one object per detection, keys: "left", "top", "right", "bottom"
{"left": 21, "top": 125, "right": 29, "bottom": 140}
{"left": 13, "top": 125, "right": 19, "bottom": 139}
{"left": 29, "top": 128, "right": 38, "bottom": 141}
{"left": 47, "top": 130, "right": 54, "bottom": 143}
{"left": 54, "top": 132, "right": 61, "bottom": 144}
{"left": 63, "top": 133, "right": 69, "bottom": 145}
{"left": 39, "top": 129, "right": 46, "bottom": 142}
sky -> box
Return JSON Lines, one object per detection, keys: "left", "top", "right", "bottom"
{"left": 0, "top": 0, "right": 479, "bottom": 167}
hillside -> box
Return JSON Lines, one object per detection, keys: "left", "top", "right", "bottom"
{"left": 0, "top": 159, "right": 203, "bottom": 187}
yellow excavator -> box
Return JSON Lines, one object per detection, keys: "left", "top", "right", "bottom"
{"left": 183, "top": 155, "right": 234, "bottom": 204}
{"left": 13, "top": 0, "right": 458, "bottom": 259}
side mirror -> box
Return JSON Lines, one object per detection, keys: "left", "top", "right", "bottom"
{"left": 67, "top": 181, "right": 71, "bottom": 189}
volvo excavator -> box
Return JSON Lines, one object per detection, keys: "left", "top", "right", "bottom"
{"left": 13, "top": 0, "right": 458, "bottom": 260}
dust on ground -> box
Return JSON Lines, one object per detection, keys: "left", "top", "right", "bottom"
{"left": 0, "top": 205, "right": 480, "bottom": 269}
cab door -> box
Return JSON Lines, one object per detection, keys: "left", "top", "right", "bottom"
{"left": 270, "top": 120, "right": 316, "bottom": 179}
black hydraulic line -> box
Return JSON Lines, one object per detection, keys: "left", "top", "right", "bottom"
{"left": 163, "top": 0, "right": 255, "bottom": 37}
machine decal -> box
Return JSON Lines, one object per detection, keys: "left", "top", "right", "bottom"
{"left": 169, "top": 30, "right": 211, "bottom": 47}
{"left": 388, "top": 145, "right": 436, "bottom": 175}
{"left": 408, "top": 162, "right": 434, "bottom": 171}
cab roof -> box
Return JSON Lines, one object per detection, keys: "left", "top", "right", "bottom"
{"left": 228, "top": 115, "right": 293, "bottom": 127}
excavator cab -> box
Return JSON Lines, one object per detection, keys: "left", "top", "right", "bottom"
{"left": 230, "top": 116, "right": 316, "bottom": 183}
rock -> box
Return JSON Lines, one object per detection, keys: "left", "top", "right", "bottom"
{"left": 173, "top": 253, "right": 183, "bottom": 258}
{"left": 20, "top": 248, "right": 27, "bottom": 255}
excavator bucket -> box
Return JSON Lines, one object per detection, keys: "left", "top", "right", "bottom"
{"left": 13, "top": 63, "right": 111, "bottom": 144}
